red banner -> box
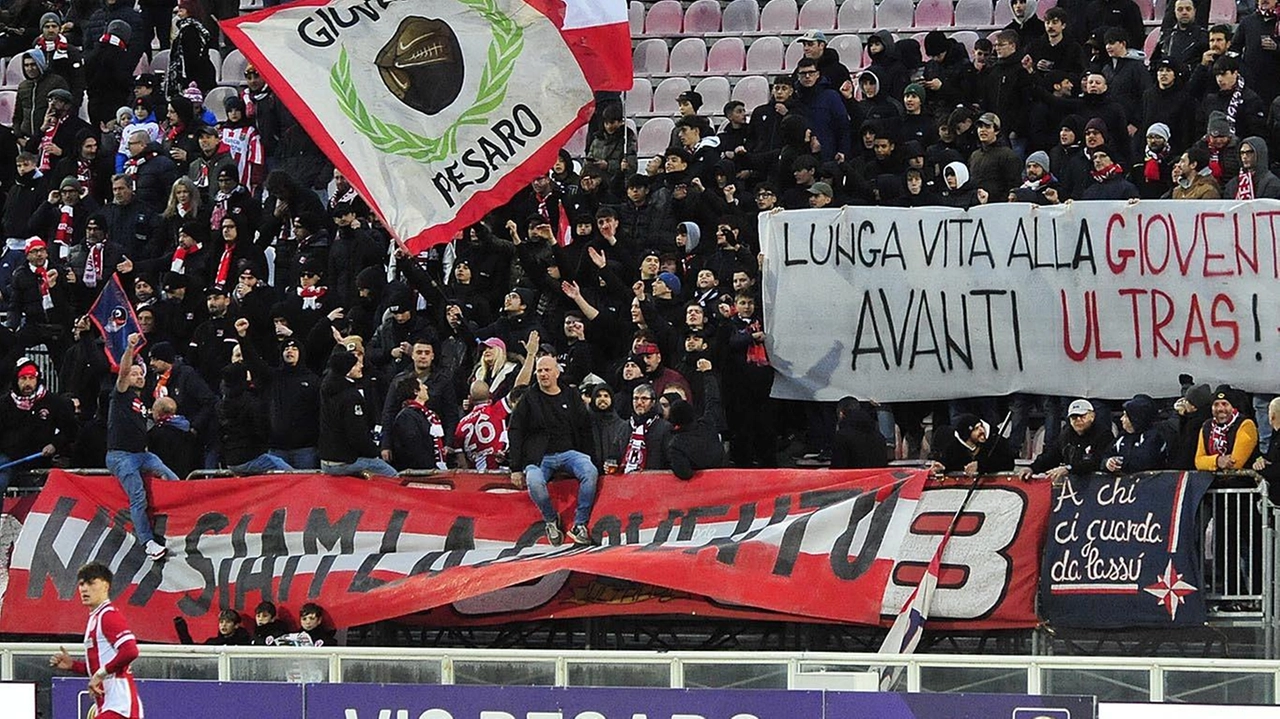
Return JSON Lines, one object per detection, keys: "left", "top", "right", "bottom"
{"left": 0, "top": 470, "right": 1049, "bottom": 641}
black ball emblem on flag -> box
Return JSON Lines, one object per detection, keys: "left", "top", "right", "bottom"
{"left": 376, "top": 16, "right": 465, "bottom": 116}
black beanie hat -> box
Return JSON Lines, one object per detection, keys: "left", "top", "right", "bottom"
{"left": 328, "top": 350, "right": 358, "bottom": 377}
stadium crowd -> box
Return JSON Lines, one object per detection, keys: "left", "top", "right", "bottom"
{"left": 0, "top": 0, "right": 1277, "bottom": 552}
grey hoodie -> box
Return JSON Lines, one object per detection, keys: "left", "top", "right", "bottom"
{"left": 1224, "top": 136, "right": 1280, "bottom": 199}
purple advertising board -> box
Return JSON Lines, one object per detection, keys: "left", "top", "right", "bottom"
{"left": 824, "top": 691, "right": 1096, "bottom": 719}
{"left": 53, "top": 677, "right": 303, "bottom": 719}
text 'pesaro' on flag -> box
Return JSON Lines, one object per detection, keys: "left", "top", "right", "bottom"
{"left": 222, "top": 0, "right": 632, "bottom": 254}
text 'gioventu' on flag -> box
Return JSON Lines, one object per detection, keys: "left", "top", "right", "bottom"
{"left": 222, "top": 0, "right": 631, "bottom": 254}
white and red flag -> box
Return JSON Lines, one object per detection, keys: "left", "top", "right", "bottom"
{"left": 222, "top": 0, "right": 631, "bottom": 253}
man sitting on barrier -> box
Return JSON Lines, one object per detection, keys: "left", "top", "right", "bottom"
{"left": 1195, "top": 385, "right": 1258, "bottom": 472}
{"left": 508, "top": 356, "right": 598, "bottom": 547}
{"left": 932, "top": 414, "right": 1016, "bottom": 475}
{"left": 1028, "top": 399, "right": 1111, "bottom": 481}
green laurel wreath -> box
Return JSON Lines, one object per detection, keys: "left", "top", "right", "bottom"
{"left": 329, "top": 0, "right": 524, "bottom": 162}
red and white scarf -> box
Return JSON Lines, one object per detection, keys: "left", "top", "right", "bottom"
{"left": 1209, "top": 410, "right": 1240, "bottom": 455}
{"left": 215, "top": 244, "right": 234, "bottom": 285}
{"left": 123, "top": 152, "right": 148, "bottom": 175}
{"left": 622, "top": 415, "right": 657, "bottom": 473}
{"left": 10, "top": 383, "right": 47, "bottom": 412}
{"left": 75, "top": 159, "right": 92, "bottom": 186}
{"left": 83, "top": 243, "right": 103, "bottom": 288}
{"left": 54, "top": 203, "right": 74, "bottom": 253}
{"left": 405, "top": 400, "right": 448, "bottom": 469}
{"left": 32, "top": 264, "right": 53, "bottom": 311}
{"left": 34, "top": 34, "right": 69, "bottom": 58}
{"left": 1090, "top": 162, "right": 1125, "bottom": 183}
{"left": 171, "top": 242, "right": 200, "bottom": 274}
{"left": 1235, "top": 170, "right": 1256, "bottom": 200}
{"left": 99, "top": 33, "right": 126, "bottom": 50}
{"left": 297, "top": 285, "right": 327, "bottom": 310}
{"left": 38, "top": 116, "right": 62, "bottom": 172}
{"left": 222, "top": 126, "right": 263, "bottom": 191}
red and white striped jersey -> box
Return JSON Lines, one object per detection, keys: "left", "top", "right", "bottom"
{"left": 454, "top": 398, "right": 512, "bottom": 470}
{"left": 79, "top": 601, "right": 144, "bottom": 718}
{"left": 221, "top": 126, "right": 265, "bottom": 191}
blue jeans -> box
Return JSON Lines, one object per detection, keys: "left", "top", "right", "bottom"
{"left": 321, "top": 457, "right": 398, "bottom": 477}
{"left": 1254, "top": 395, "right": 1276, "bottom": 454}
{"left": 230, "top": 453, "right": 295, "bottom": 475}
{"left": 524, "top": 450, "right": 598, "bottom": 528}
{"left": 106, "top": 450, "right": 179, "bottom": 545}
{"left": 270, "top": 447, "right": 319, "bottom": 470}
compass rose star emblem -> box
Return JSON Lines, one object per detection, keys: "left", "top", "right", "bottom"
{"left": 1143, "top": 559, "right": 1198, "bottom": 620}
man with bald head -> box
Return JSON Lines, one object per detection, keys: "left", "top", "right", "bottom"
{"left": 507, "top": 356, "right": 598, "bottom": 546}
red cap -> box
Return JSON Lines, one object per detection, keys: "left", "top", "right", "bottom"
{"left": 16, "top": 363, "right": 39, "bottom": 379}
{"left": 23, "top": 237, "right": 46, "bottom": 253}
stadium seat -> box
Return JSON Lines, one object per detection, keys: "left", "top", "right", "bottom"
{"left": 875, "top": 0, "right": 914, "bottom": 29}
{"left": 644, "top": 0, "right": 683, "bottom": 35}
{"left": 205, "top": 86, "right": 238, "bottom": 121}
{"left": 151, "top": 49, "right": 170, "bottom": 74}
{"left": 722, "top": 0, "right": 761, "bottom": 32}
{"left": 564, "top": 124, "right": 589, "bottom": 157}
{"left": 132, "top": 54, "right": 150, "bottom": 76}
{"left": 3, "top": 55, "right": 23, "bottom": 87}
{"left": 1038, "top": 0, "right": 1058, "bottom": 16}
{"left": 652, "top": 76, "right": 692, "bottom": 114}
{"left": 221, "top": 49, "right": 248, "bottom": 86}
{"left": 1134, "top": 0, "right": 1157, "bottom": 20}
{"left": 994, "top": 2, "right": 1014, "bottom": 25}
{"left": 760, "top": 0, "right": 799, "bottom": 32}
{"left": 695, "top": 76, "right": 731, "bottom": 114}
{"left": 633, "top": 38, "right": 669, "bottom": 75}
{"left": 1208, "top": 0, "right": 1235, "bottom": 23}
{"left": 629, "top": 1, "right": 645, "bottom": 34}
{"left": 1144, "top": 27, "right": 1161, "bottom": 58}
{"left": 828, "top": 34, "right": 863, "bottom": 67}
{"left": 784, "top": 38, "right": 805, "bottom": 69}
{"left": 914, "top": 0, "right": 954, "bottom": 29}
{"left": 954, "top": 0, "right": 994, "bottom": 27}
{"left": 684, "top": 0, "right": 722, "bottom": 33}
{"left": 0, "top": 89, "right": 15, "bottom": 126}
{"left": 798, "top": 0, "right": 837, "bottom": 30}
{"left": 952, "top": 30, "right": 980, "bottom": 55}
{"left": 637, "top": 117, "right": 675, "bottom": 157}
{"left": 745, "top": 36, "right": 786, "bottom": 72}
{"left": 837, "top": 0, "right": 875, "bottom": 30}
{"left": 669, "top": 37, "right": 708, "bottom": 74}
{"left": 708, "top": 37, "right": 747, "bottom": 73}
{"left": 1151, "top": 0, "right": 1166, "bottom": 22}
{"left": 731, "top": 75, "right": 770, "bottom": 109}
{"left": 208, "top": 48, "right": 221, "bottom": 82}
{"left": 628, "top": 77, "right": 653, "bottom": 113}
{"left": 78, "top": 95, "right": 88, "bottom": 122}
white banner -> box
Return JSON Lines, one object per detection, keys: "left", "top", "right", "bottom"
{"left": 760, "top": 200, "right": 1280, "bottom": 402}
{"left": 225, "top": 0, "right": 594, "bottom": 250}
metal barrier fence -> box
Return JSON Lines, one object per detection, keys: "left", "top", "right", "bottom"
{"left": 3, "top": 644, "right": 1280, "bottom": 704}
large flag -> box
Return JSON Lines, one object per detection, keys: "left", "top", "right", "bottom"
{"left": 223, "top": 0, "right": 630, "bottom": 254}
{"left": 86, "top": 274, "right": 145, "bottom": 370}
{"left": 525, "top": 0, "right": 632, "bottom": 91}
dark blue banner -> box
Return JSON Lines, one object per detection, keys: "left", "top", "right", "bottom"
{"left": 87, "top": 273, "right": 144, "bottom": 371}
{"left": 1040, "top": 471, "right": 1214, "bottom": 628}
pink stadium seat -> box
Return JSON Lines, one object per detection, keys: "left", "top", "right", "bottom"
{"left": 954, "top": 0, "right": 994, "bottom": 27}
{"left": 629, "top": 1, "right": 644, "bottom": 34}
{"left": 837, "top": 0, "right": 875, "bottom": 30}
{"left": 914, "top": 0, "right": 955, "bottom": 29}
{"left": 708, "top": 37, "right": 747, "bottom": 73}
{"left": 0, "top": 90, "right": 15, "bottom": 126}
{"left": 760, "top": 0, "right": 799, "bottom": 32}
{"left": 695, "top": 76, "right": 731, "bottom": 114}
{"left": 952, "top": 30, "right": 980, "bottom": 55}
{"left": 1038, "top": 0, "right": 1058, "bottom": 17}
{"left": 637, "top": 117, "right": 675, "bottom": 157}
{"left": 784, "top": 38, "right": 805, "bottom": 69}
{"left": 684, "top": 0, "right": 722, "bottom": 33}
{"left": 633, "top": 38, "right": 669, "bottom": 74}
{"left": 746, "top": 36, "right": 786, "bottom": 72}
{"left": 132, "top": 54, "right": 150, "bottom": 77}
{"left": 645, "top": 0, "right": 683, "bottom": 35}
{"left": 669, "top": 37, "right": 708, "bottom": 73}
{"left": 799, "top": 0, "right": 837, "bottom": 30}
{"left": 723, "top": 0, "right": 761, "bottom": 32}
{"left": 1134, "top": 0, "right": 1156, "bottom": 20}
{"left": 1151, "top": 0, "right": 1166, "bottom": 22}
{"left": 994, "top": 1, "right": 1014, "bottom": 26}
{"left": 628, "top": 77, "right": 653, "bottom": 113}
{"left": 1208, "top": 0, "right": 1235, "bottom": 23}
{"left": 731, "top": 75, "right": 770, "bottom": 109}
{"left": 3, "top": 55, "right": 24, "bottom": 87}
{"left": 564, "top": 124, "right": 589, "bottom": 157}
{"left": 1144, "top": 27, "right": 1161, "bottom": 58}
{"left": 151, "top": 49, "right": 170, "bottom": 74}
{"left": 875, "top": 0, "right": 915, "bottom": 29}
{"left": 828, "top": 34, "right": 863, "bottom": 67}
{"left": 652, "top": 76, "right": 692, "bottom": 114}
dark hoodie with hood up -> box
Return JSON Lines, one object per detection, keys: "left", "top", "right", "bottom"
{"left": 1224, "top": 136, "right": 1280, "bottom": 199}
{"left": 867, "top": 30, "right": 909, "bottom": 101}
{"left": 1103, "top": 394, "right": 1167, "bottom": 472}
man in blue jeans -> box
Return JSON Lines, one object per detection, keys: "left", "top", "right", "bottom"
{"left": 107, "top": 333, "right": 178, "bottom": 562}
{"left": 318, "top": 349, "right": 397, "bottom": 478}
{"left": 508, "top": 356, "right": 599, "bottom": 546}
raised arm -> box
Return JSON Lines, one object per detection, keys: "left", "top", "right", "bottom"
{"left": 115, "top": 333, "right": 141, "bottom": 392}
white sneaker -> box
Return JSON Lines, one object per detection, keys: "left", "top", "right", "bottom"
{"left": 144, "top": 540, "right": 168, "bottom": 561}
